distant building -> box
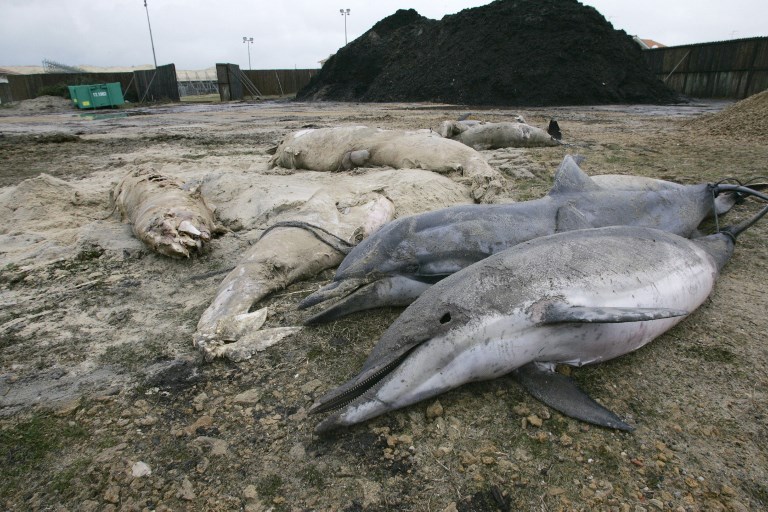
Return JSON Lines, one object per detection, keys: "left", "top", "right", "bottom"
{"left": 633, "top": 37, "right": 666, "bottom": 49}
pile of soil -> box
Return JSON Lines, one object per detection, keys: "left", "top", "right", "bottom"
{"left": 0, "top": 95, "right": 74, "bottom": 115}
{"left": 297, "top": 0, "right": 677, "bottom": 106}
{"left": 688, "top": 89, "right": 768, "bottom": 140}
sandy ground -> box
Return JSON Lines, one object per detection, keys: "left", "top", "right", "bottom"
{"left": 0, "top": 97, "right": 766, "bottom": 511}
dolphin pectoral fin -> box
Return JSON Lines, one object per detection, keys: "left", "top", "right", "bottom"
{"left": 540, "top": 302, "right": 689, "bottom": 324}
{"left": 512, "top": 362, "right": 634, "bottom": 431}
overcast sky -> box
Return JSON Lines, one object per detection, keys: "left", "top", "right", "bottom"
{"left": 0, "top": 0, "right": 765, "bottom": 71}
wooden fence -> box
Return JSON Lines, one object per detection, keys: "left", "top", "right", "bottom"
{"left": 4, "top": 65, "right": 319, "bottom": 104}
{"left": 242, "top": 68, "right": 317, "bottom": 96}
{"left": 3, "top": 64, "right": 180, "bottom": 104}
{"left": 643, "top": 37, "right": 768, "bottom": 99}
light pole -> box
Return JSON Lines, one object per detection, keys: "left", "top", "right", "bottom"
{"left": 340, "top": 8, "right": 350, "bottom": 45}
{"left": 243, "top": 37, "right": 253, "bottom": 70}
{"left": 143, "top": 0, "right": 158, "bottom": 68}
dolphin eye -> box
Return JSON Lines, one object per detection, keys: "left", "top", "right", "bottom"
{"left": 439, "top": 312, "right": 451, "bottom": 324}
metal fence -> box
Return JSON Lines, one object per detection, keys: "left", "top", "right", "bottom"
{"left": 643, "top": 37, "right": 768, "bottom": 99}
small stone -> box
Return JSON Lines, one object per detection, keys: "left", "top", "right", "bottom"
{"left": 685, "top": 476, "right": 699, "bottom": 488}
{"left": 398, "top": 434, "right": 413, "bottom": 445}
{"left": 54, "top": 399, "right": 80, "bottom": 417}
{"left": 726, "top": 499, "right": 749, "bottom": 512}
{"left": 233, "top": 389, "right": 262, "bottom": 404}
{"left": 460, "top": 451, "right": 479, "bottom": 466}
{"left": 193, "top": 436, "right": 229, "bottom": 456}
{"left": 426, "top": 401, "right": 444, "bottom": 419}
{"left": 185, "top": 415, "right": 213, "bottom": 436}
{"left": 136, "top": 415, "right": 158, "bottom": 426}
{"left": 648, "top": 498, "right": 664, "bottom": 510}
{"left": 720, "top": 484, "right": 736, "bottom": 496}
{"left": 288, "top": 443, "right": 306, "bottom": 460}
{"left": 512, "top": 404, "right": 530, "bottom": 416}
{"left": 301, "top": 379, "right": 323, "bottom": 394}
{"left": 242, "top": 484, "right": 258, "bottom": 500}
{"left": 103, "top": 485, "right": 120, "bottom": 504}
{"left": 548, "top": 487, "right": 566, "bottom": 496}
{"left": 176, "top": 477, "right": 195, "bottom": 500}
{"left": 481, "top": 456, "right": 495, "bottom": 465}
{"left": 131, "top": 461, "right": 152, "bottom": 477}
{"left": 560, "top": 434, "right": 573, "bottom": 446}
{"left": 80, "top": 500, "right": 99, "bottom": 512}
{"left": 526, "top": 414, "right": 543, "bottom": 427}
{"left": 442, "top": 503, "right": 458, "bottom": 512}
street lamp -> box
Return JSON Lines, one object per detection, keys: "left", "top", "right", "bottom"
{"left": 143, "top": 0, "right": 158, "bottom": 68}
{"left": 340, "top": 8, "right": 350, "bottom": 45}
{"left": 243, "top": 37, "right": 253, "bottom": 70}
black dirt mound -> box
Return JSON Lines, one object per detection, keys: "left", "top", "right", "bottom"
{"left": 297, "top": 0, "right": 677, "bottom": 106}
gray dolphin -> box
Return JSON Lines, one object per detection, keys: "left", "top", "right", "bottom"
{"left": 309, "top": 209, "right": 765, "bottom": 432}
{"left": 299, "top": 155, "right": 749, "bottom": 323}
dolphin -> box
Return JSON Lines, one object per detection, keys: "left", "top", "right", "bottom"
{"left": 309, "top": 207, "right": 766, "bottom": 432}
{"left": 299, "top": 155, "right": 755, "bottom": 323}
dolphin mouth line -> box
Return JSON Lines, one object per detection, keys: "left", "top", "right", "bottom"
{"left": 309, "top": 344, "right": 420, "bottom": 415}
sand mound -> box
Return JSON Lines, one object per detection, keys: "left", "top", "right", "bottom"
{"left": 689, "top": 90, "right": 768, "bottom": 140}
{"left": 298, "top": 0, "right": 676, "bottom": 106}
{"left": 0, "top": 95, "right": 74, "bottom": 115}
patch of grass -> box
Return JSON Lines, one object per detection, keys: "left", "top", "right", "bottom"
{"left": 50, "top": 458, "right": 91, "bottom": 497}
{"left": 299, "top": 465, "right": 325, "bottom": 488}
{"left": 256, "top": 473, "right": 284, "bottom": 498}
{"left": 681, "top": 345, "right": 737, "bottom": 363}
{"left": 0, "top": 413, "right": 89, "bottom": 498}
{"left": 98, "top": 339, "right": 169, "bottom": 372}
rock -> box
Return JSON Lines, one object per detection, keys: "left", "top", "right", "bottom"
{"left": 526, "top": 414, "right": 543, "bottom": 427}
{"left": 426, "top": 400, "right": 444, "bottom": 419}
{"left": 288, "top": 443, "right": 306, "bottom": 461}
{"left": 192, "top": 436, "right": 229, "bottom": 456}
{"left": 95, "top": 443, "right": 127, "bottom": 463}
{"left": 300, "top": 379, "right": 323, "bottom": 394}
{"left": 80, "top": 500, "right": 99, "bottom": 512}
{"left": 131, "top": 461, "right": 152, "bottom": 478}
{"left": 648, "top": 498, "right": 664, "bottom": 509}
{"left": 242, "top": 484, "right": 258, "bottom": 500}
{"left": 357, "top": 478, "right": 382, "bottom": 508}
{"left": 184, "top": 415, "right": 213, "bottom": 436}
{"left": 136, "top": 415, "right": 158, "bottom": 426}
{"left": 442, "top": 503, "right": 458, "bottom": 512}
{"left": 176, "top": 477, "right": 195, "bottom": 501}
{"left": 103, "top": 484, "right": 120, "bottom": 504}
{"left": 54, "top": 398, "right": 80, "bottom": 417}
{"left": 233, "top": 389, "right": 262, "bottom": 404}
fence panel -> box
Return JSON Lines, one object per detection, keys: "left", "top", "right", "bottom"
{"left": 644, "top": 37, "right": 768, "bottom": 99}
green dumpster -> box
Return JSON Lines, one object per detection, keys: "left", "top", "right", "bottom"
{"left": 68, "top": 82, "right": 124, "bottom": 109}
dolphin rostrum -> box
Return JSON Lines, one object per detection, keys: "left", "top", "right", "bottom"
{"left": 309, "top": 206, "right": 767, "bottom": 432}
{"left": 300, "top": 155, "right": 755, "bottom": 324}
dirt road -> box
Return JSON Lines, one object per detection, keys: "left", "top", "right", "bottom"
{"left": 1, "top": 97, "right": 766, "bottom": 511}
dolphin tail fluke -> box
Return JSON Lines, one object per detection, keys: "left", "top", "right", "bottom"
{"left": 512, "top": 362, "right": 635, "bottom": 432}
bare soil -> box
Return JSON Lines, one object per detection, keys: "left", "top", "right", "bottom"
{"left": 0, "top": 97, "right": 766, "bottom": 511}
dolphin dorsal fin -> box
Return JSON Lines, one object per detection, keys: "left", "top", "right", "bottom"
{"left": 512, "top": 362, "right": 634, "bottom": 431}
{"left": 539, "top": 302, "right": 689, "bottom": 324}
{"left": 548, "top": 155, "right": 600, "bottom": 195}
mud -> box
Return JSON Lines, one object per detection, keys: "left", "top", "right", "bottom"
{"left": 0, "top": 97, "right": 766, "bottom": 511}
